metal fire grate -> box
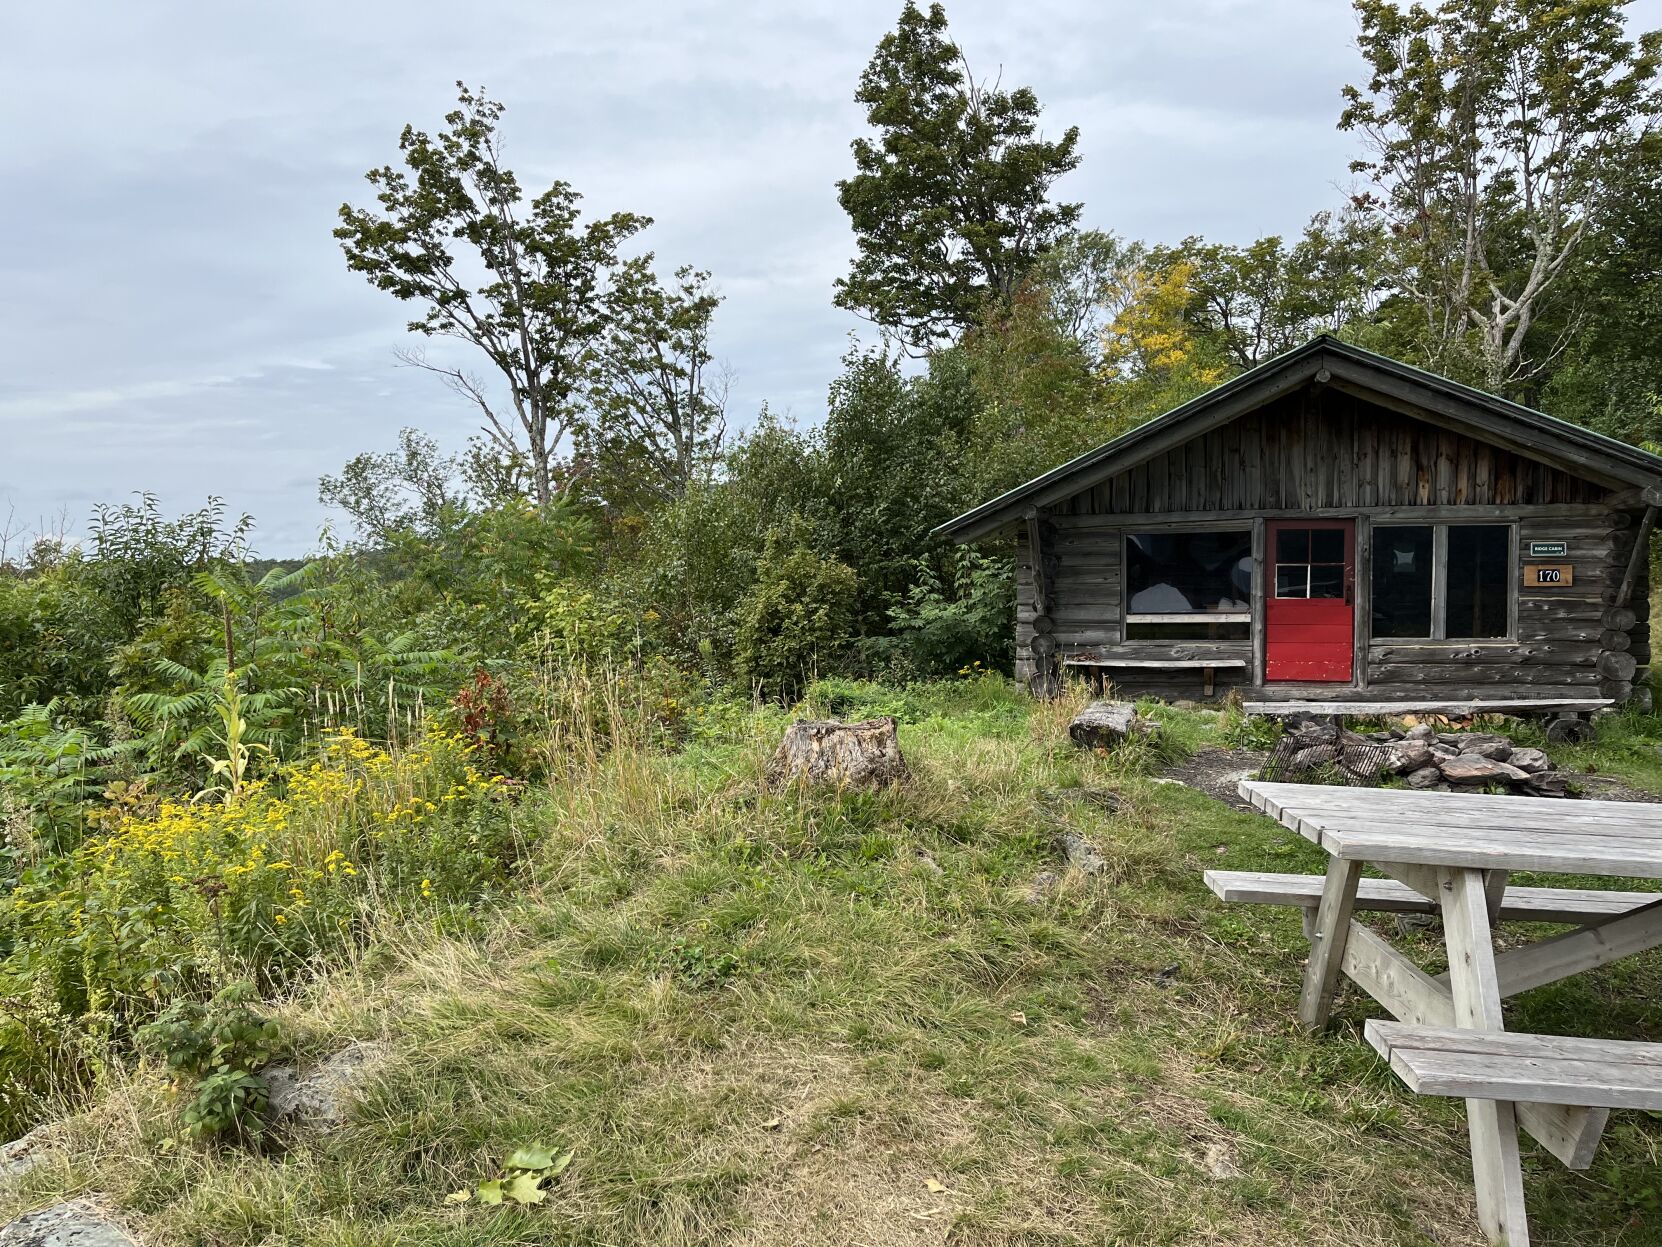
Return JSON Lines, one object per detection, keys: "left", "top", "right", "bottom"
{"left": 1258, "top": 732, "right": 1397, "bottom": 786}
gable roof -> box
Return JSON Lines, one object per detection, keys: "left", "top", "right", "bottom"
{"left": 935, "top": 335, "right": 1662, "bottom": 543}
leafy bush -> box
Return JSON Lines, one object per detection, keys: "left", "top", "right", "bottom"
{"left": 0, "top": 727, "right": 519, "bottom": 1130}
{"left": 886, "top": 549, "right": 1015, "bottom": 676}
{"left": 138, "top": 981, "right": 281, "bottom": 1142}
{"left": 733, "top": 532, "right": 859, "bottom": 700}
{"left": 0, "top": 701, "right": 126, "bottom": 858}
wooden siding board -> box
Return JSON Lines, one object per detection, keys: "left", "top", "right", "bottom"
{"left": 1085, "top": 393, "right": 1606, "bottom": 517}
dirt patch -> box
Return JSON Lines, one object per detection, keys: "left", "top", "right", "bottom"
{"left": 1159, "top": 747, "right": 1267, "bottom": 810}
{"left": 1565, "top": 772, "right": 1662, "bottom": 804}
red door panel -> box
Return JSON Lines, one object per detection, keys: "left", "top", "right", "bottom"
{"left": 1265, "top": 520, "right": 1354, "bottom": 682}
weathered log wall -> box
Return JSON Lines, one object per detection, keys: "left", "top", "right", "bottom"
{"left": 1053, "top": 390, "right": 1606, "bottom": 517}
{"left": 1007, "top": 382, "right": 1656, "bottom": 701}
{"left": 1362, "top": 513, "right": 1649, "bottom": 697}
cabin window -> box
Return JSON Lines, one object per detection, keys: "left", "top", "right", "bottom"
{"left": 1446, "top": 524, "right": 1511, "bottom": 638}
{"left": 1124, "top": 530, "right": 1252, "bottom": 639}
{"left": 1370, "top": 525, "right": 1434, "bottom": 637}
{"left": 1273, "top": 527, "right": 1348, "bottom": 599}
{"left": 1370, "top": 523, "right": 1512, "bottom": 640}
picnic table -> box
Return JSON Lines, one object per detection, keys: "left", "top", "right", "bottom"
{"left": 1209, "top": 780, "right": 1662, "bottom": 1247}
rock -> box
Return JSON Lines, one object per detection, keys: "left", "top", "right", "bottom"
{"left": 0, "top": 1127, "right": 51, "bottom": 1183}
{"left": 768, "top": 718, "right": 908, "bottom": 787}
{"left": 1285, "top": 745, "right": 1338, "bottom": 772}
{"left": 1509, "top": 747, "right": 1552, "bottom": 774}
{"left": 0, "top": 1200, "right": 136, "bottom": 1246}
{"left": 1458, "top": 737, "right": 1513, "bottom": 761}
{"left": 1200, "top": 1142, "right": 1244, "bottom": 1180}
{"left": 1438, "top": 754, "right": 1529, "bottom": 785}
{"left": 1056, "top": 830, "right": 1109, "bottom": 876}
{"left": 1430, "top": 744, "right": 1458, "bottom": 759}
{"left": 1387, "top": 740, "right": 1434, "bottom": 774}
{"left": 1405, "top": 723, "right": 1437, "bottom": 742}
{"left": 1522, "top": 771, "right": 1572, "bottom": 798}
{"left": 1395, "top": 913, "right": 1439, "bottom": 936}
{"left": 1022, "top": 871, "right": 1060, "bottom": 904}
{"left": 1290, "top": 715, "right": 1339, "bottom": 739}
{"left": 1068, "top": 701, "right": 1155, "bottom": 750}
{"left": 265, "top": 1041, "right": 388, "bottom": 1133}
{"left": 1405, "top": 764, "right": 1444, "bottom": 789}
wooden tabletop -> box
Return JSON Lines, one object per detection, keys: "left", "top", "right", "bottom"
{"left": 1239, "top": 780, "right": 1662, "bottom": 879}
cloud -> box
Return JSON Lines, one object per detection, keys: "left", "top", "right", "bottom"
{"left": 6, "top": 0, "right": 1654, "bottom": 554}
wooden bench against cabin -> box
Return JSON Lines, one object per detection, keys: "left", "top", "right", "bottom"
{"left": 1366, "top": 1021, "right": 1662, "bottom": 1112}
{"left": 1064, "top": 652, "right": 1248, "bottom": 697}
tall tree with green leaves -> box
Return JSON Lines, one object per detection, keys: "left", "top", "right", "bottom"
{"left": 587, "top": 263, "right": 728, "bottom": 510}
{"left": 1542, "top": 128, "right": 1662, "bottom": 442}
{"left": 336, "top": 83, "right": 651, "bottom": 509}
{"left": 835, "top": 2, "right": 1082, "bottom": 351}
{"left": 1157, "top": 209, "right": 1391, "bottom": 369}
{"left": 1341, "top": 0, "right": 1660, "bottom": 390}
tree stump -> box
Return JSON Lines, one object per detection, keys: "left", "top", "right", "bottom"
{"left": 769, "top": 717, "right": 908, "bottom": 787}
{"left": 1067, "top": 701, "right": 1155, "bottom": 750}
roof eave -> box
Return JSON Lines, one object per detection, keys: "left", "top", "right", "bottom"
{"left": 935, "top": 336, "right": 1662, "bottom": 543}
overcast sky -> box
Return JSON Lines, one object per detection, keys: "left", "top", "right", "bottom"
{"left": 4, "top": 1, "right": 1652, "bottom": 555}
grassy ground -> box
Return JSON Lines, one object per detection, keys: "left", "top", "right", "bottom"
{"left": 6, "top": 677, "right": 1662, "bottom": 1245}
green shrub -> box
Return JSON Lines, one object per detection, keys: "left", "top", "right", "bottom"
{"left": 885, "top": 549, "right": 1015, "bottom": 676}
{"left": 733, "top": 532, "right": 859, "bottom": 701}
{"left": 137, "top": 981, "right": 281, "bottom": 1142}
{"left": 0, "top": 727, "right": 521, "bottom": 1132}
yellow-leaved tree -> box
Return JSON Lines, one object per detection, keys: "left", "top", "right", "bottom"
{"left": 1098, "top": 260, "right": 1230, "bottom": 431}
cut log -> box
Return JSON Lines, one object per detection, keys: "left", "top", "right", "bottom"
{"left": 1600, "top": 629, "right": 1633, "bottom": 652}
{"left": 1603, "top": 606, "right": 1638, "bottom": 632}
{"left": 769, "top": 717, "right": 908, "bottom": 787}
{"left": 1068, "top": 700, "right": 1154, "bottom": 749}
{"left": 1598, "top": 651, "right": 1638, "bottom": 681}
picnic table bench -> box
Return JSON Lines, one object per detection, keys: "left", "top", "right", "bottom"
{"left": 1210, "top": 780, "right": 1662, "bottom": 1246}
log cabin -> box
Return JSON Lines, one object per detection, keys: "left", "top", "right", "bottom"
{"left": 935, "top": 337, "right": 1662, "bottom": 720}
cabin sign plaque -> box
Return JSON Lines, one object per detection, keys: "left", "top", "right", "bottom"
{"left": 1528, "top": 540, "right": 1569, "bottom": 557}
{"left": 1524, "top": 563, "right": 1574, "bottom": 587}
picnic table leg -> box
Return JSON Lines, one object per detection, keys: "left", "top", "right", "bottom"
{"left": 1440, "top": 866, "right": 1530, "bottom": 1247}
{"left": 1298, "top": 857, "right": 1362, "bottom": 1029}
{"left": 1482, "top": 869, "right": 1509, "bottom": 925}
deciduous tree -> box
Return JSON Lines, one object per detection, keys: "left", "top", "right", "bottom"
{"left": 835, "top": 2, "right": 1082, "bottom": 350}
{"left": 588, "top": 264, "right": 728, "bottom": 509}
{"left": 1341, "top": 0, "right": 1660, "bottom": 389}
{"left": 336, "top": 84, "right": 651, "bottom": 509}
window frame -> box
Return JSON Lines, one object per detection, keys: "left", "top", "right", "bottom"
{"left": 1120, "top": 524, "right": 1256, "bottom": 636}
{"left": 1370, "top": 520, "right": 1517, "bottom": 642}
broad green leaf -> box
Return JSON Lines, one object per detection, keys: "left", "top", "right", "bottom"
{"left": 504, "top": 1173, "right": 547, "bottom": 1205}
{"left": 476, "top": 1179, "right": 503, "bottom": 1205}
{"left": 444, "top": 1189, "right": 472, "bottom": 1205}
{"left": 546, "top": 1148, "right": 574, "bottom": 1176}
{"left": 506, "top": 1144, "right": 556, "bottom": 1171}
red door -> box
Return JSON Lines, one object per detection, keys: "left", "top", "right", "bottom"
{"left": 1266, "top": 520, "right": 1354, "bottom": 681}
